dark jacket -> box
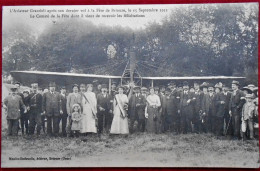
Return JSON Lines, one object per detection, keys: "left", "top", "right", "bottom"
{"left": 193, "top": 91, "right": 203, "bottom": 113}
{"left": 29, "top": 92, "right": 43, "bottom": 112}
{"left": 179, "top": 91, "right": 195, "bottom": 116}
{"left": 201, "top": 93, "right": 216, "bottom": 116}
{"left": 229, "top": 89, "right": 245, "bottom": 115}
{"left": 162, "top": 94, "right": 178, "bottom": 116}
{"left": 214, "top": 93, "right": 226, "bottom": 117}
{"left": 97, "top": 93, "right": 113, "bottom": 112}
{"left": 60, "top": 93, "right": 67, "bottom": 116}
{"left": 128, "top": 93, "right": 146, "bottom": 120}
{"left": 42, "top": 91, "right": 61, "bottom": 117}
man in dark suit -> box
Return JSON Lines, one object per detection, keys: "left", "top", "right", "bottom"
{"left": 59, "top": 86, "right": 68, "bottom": 137}
{"left": 214, "top": 84, "right": 226, "bottom": 136}
{"left": 179, "top": 81, "right": 196, "bottom": 134}
{"left": 229, "top": 80, "right": 245, "bottom": 140}
{"left": 192, "top": 82, "right": 203, "bottom": 133}
{"left": 42, "top": 82, "right": 62, "bottom": 137}
{"left": 129, "top": 86, "right": 146, "bottom": 133}
{"left": 97, "top": 84, "right": 113, "bottom": 134}
{"left": 201, "top": 84, "right": 216, "bottom": 133}
{"left": 28, "top": 83, "right": 43, "bottom": 135}
{"left": 162, "top": 88, "right": 179, "bottom": 134}
{"left": 222, "top": 85, "right": 232, "bottom": 136}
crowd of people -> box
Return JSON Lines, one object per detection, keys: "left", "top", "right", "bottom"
{"left": 2, "top": 80, "right": 259, "bottom": 141}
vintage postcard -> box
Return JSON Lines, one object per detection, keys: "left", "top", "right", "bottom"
{"left": 2, "top": 3, "right": 259, "bottom": 168}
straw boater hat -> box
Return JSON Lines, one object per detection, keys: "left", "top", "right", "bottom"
{"left": 141, "top": 87, "right": 147, "bottom": 91}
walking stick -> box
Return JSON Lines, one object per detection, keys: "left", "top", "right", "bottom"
{"left": 224, "top": 116, "right": 232, "bottom": 136}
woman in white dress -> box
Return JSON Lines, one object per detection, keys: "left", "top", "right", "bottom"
{"left": 110, "top": 86, "right": 129, "bottom": 135}
{"left": 80, "top": 84, "right": 97, "bottom": 134}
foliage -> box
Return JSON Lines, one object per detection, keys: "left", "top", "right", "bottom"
{"left": 2, "top": 4, "right": 258, "bottom": 83}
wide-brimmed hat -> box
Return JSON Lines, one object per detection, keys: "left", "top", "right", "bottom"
{"left": 245, "top": 94, "right": 255, "bottom": 99}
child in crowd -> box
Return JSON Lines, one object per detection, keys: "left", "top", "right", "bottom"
{"left": 241, "top": 94, "right": 256, "bottom": 140}
{"left": 71, "top": 104, "right": 82, "bottom": 137}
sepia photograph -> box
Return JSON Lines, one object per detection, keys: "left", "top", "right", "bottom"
{"left": 1, "top": 3, "right": 259, "bottom": 168}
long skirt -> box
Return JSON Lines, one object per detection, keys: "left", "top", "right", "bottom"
{"left": 146, "top": 106, "right": 160, "bottom": 133}
{"left": 110, "top": 105, "right": 129, "bottom": 134}
{"left": 81, "top": 104, "right": 97, "bottom": 133}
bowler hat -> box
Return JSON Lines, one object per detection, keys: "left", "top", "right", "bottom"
{"left": 49, "top": 82, "right": 56, "bottom": 87}
{"left": 72, "top": 84, "right": 79, "bottom": 89}
{"left": 232, "top": 80, "right": 240, "bottom": 86}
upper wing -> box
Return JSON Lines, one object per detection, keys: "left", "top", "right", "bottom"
{"left": 10, "top": 71, "right": 121, "bottom": 88}
{"left": 142, "top": 76, "right": 245, "bottom": 80}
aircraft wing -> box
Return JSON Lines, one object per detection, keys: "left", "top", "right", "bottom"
{"left": 142, "top": 76, "right": 246, "bottom": 80}
{"left": 10, "top": 71, "right": 122, "bottom": 88}
{"left": 10, "top": 70, "right": 246, "bottom": 89}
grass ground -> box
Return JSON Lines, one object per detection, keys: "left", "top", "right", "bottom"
{"left": 1, "top": 131, "right": 259, "bottom": 168}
